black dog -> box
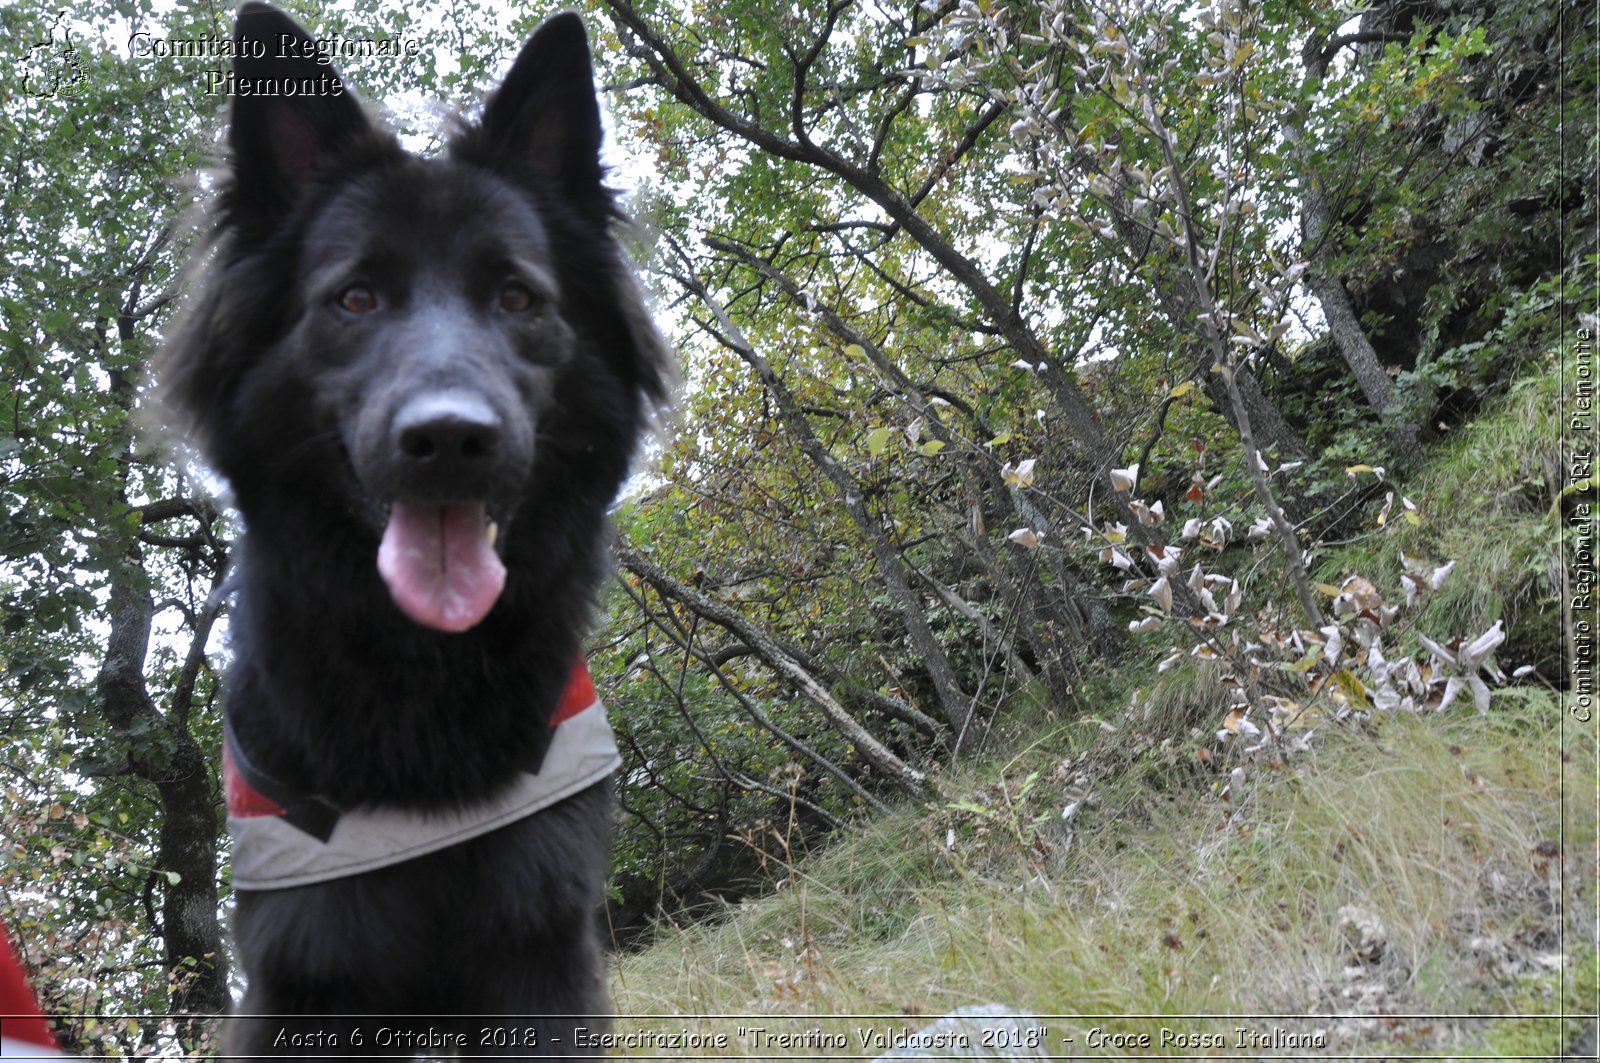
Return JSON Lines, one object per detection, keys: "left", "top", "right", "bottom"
{"left": 161, "top": 4, "right": 669, "bottom": 1055}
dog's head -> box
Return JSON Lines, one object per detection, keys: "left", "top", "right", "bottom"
{"left": 163, "top": 4, "right": 671, "bottom": 633}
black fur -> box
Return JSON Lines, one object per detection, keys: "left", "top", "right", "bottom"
{"left": 161, "top": 5, "right": 669, "bottom": 1055}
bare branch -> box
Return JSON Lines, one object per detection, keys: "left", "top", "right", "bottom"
{"left": 615, "top": 541, "right": 928, "bottom": 799}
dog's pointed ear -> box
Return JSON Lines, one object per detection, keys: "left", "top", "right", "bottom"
{"left": 478, "top": 13, "right": 605, "bottom": 203}
{"left": 227, "top": 2, "right": 369, "bottom": 226}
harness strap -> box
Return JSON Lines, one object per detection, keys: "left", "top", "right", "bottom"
{"left": 226, "top": 658, "right": 620, "bottom": 890}
{"left": 224, "top": 658, "right": 600, "bottom": 839}
{"left": 224, "top": 721, "right": 341, "bottom": 840}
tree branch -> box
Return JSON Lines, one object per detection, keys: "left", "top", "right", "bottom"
{"left": 615, "top": 541, "right": 928, "bottom": 799}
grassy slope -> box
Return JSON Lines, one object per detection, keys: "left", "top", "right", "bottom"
{"left": 609, "top": 347, "right": 1597, "bottom": 1058}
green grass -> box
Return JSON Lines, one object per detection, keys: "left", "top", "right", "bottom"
{"left": 611, "top": 688, "right": 1593, "bottom": 1057}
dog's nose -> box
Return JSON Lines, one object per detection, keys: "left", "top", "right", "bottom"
{"left": 391, "top": 390, "right": 502, "bottom": 485}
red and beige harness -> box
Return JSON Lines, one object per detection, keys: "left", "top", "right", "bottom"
{"left": 224, "top": 660, "right": 619, "bottom": 890}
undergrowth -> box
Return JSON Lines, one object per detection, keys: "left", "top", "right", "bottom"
{"left": 609, "top": 346, "right": 1595, "bottom": 1058}
{"left": 1316, "top": 344, "right": 1567, "bottom": 677}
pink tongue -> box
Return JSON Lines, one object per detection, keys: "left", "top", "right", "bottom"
{"left": 377, "top": 502, "right": 506, "bottom": 632}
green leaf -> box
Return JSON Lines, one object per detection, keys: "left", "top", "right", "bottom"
{"left": 1286, "top": 651, "right": 1321, "bottom": 674}
{"left": 1330, "top": 670, "right": 1372, "bottom": 710}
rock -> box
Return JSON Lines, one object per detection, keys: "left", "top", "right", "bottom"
{"left": 1336, "top": 904, "right": 1388, "bottom": 964}
{"left": 872, "top": 1004, "right": 1049, "bottom": 1061}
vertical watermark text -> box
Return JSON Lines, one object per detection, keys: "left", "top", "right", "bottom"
{"left": 1567, "top": 321, "right": 1596, "bottom": 722}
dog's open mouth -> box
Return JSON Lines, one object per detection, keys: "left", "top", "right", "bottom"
{"left": 376, "top": 501, "right": 505, "bottom": 633}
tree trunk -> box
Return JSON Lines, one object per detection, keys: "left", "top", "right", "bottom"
{"left": 1295, "top": 31, "right": 1426, "bottom": 468}
{"left": 1308, "top": 263, "right": 1423, "bottom": 466}
{"left": 1200, "top": 358, "right": 1310, "bottom": 461}
{"left": 95, "top": 545, "right": 229, "bottom": 1022}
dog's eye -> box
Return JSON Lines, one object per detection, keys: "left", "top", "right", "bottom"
{"left": 338, "top": 285, "right": 378, "bottom": 314}
{"left": 499, "top": 282, "right": 538, "bottom": 314}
